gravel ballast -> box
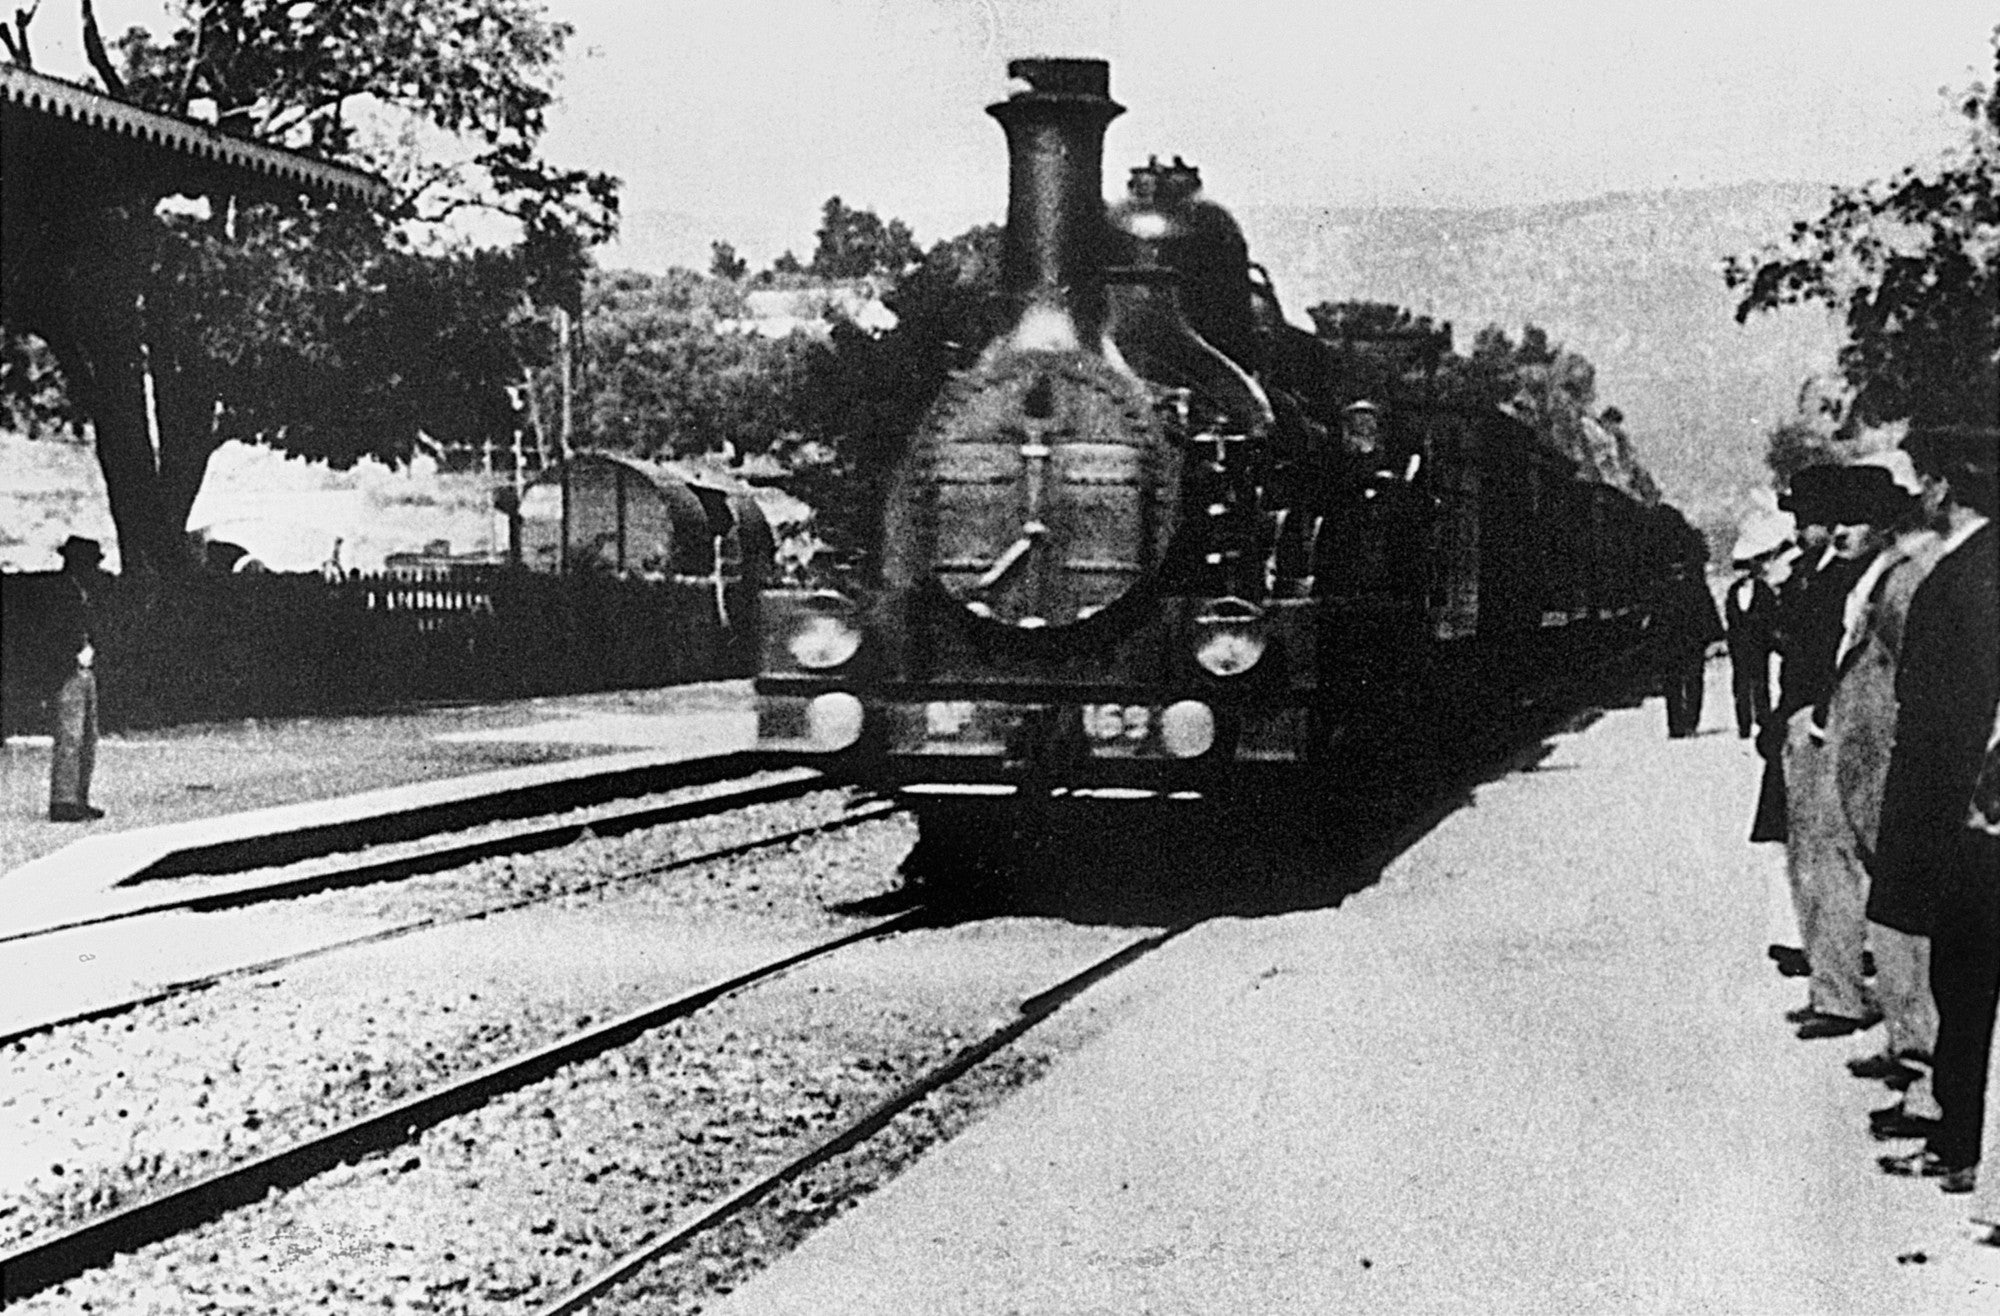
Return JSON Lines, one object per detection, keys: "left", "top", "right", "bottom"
{"left": 11, "top": 917, "right": 1138, "bottom": 1314}
{"left": 1, "top": 805, "right": 911, "bottom": 1252}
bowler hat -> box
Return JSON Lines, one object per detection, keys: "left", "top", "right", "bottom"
{"left": 1778, "top": 464, "right": 1843, "bottom": 525}
{"left": 1818, "top": 464, "right": 1912, "bottom": 526}
{"left": 1852, "top": 447, "right": 1924, "bottom": 494}
{"left": 58, "top": 536, "right": 103, "bottom": 565}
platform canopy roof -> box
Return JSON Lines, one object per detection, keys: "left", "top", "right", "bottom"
{"left": 1, "top": 63, "right": 388, "bottom": 210}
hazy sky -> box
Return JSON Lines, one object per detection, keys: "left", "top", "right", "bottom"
{"left": 542, "top": 0, "right": 1995, "bottom": 248}
{"left": 32, "top": 1, "right": 1998, "bottom": 259}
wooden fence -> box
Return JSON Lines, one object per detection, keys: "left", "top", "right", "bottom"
{"left": 0, "top": 567, "right": 755, "bottom": 736}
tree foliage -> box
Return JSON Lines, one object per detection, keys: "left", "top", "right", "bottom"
{"left": 807, "top": 197, "right": 923, "bottom": 281}
{"left": 575, "top": 269, "right": 807, "bottom": 461}
{"left": 785, "top": 223, "right": 1005, "bottom": 576}
{"left": 3, "top": 0, "right": 616, "bottom": 579}
{"left": 709, "top": 241, "right": 748, "bottom": 282}
{"left": 1725, "top": 28, "right": 1999, "bottom": 427}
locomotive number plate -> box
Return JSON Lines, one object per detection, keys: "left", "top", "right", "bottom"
{"left": 924, "top": 700, "right": 979, "bottom": 737}
{"left": 1081, "top": 702, "right": 1155, "bottom": 744}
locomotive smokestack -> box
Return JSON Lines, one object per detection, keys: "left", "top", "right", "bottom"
{"left": 987, "top": 58, "right": 1123, "bottom": 348}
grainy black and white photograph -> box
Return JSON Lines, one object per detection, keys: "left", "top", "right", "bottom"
{"left": 2, "top": 1, "right": 1997, "bottom": 1311}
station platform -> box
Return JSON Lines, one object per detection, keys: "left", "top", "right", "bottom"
{"left": 709, "top": 663, "right": 2000, "bottom": 1315}
{"left": 0, "top": 682, "right": 755, "bottom": 940}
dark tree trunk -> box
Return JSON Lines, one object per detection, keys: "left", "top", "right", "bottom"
{"left": 24, "top": 206, "right": 212, "bottom": 582}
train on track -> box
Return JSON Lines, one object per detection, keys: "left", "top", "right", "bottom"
{"left": 753, "top": 58, "right": 1694, "bottom": 872}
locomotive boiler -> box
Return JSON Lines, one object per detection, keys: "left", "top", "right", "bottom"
{"left": 753, "top": 59, "right": 1686, "bottom": 871}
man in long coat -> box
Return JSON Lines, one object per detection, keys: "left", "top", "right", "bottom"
{"left": 1817, "top": 454, "right": 1946, "bottom": 1128}
{"left": 1655, "top": 531, "right": 1725, "bottom": 739}
{"left": 1770, "top": 466, "right": 1886, "bottom": 1037}
{"left": 48, "top": 536, "right": 107, "bottom": 823}
{"left": 1871, "top": 426, "right": 1999, "bottom": 1190}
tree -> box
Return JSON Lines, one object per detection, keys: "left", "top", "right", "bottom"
{"left": 709, "top": 241, "right": 747, "bottom": 282}
{"left": 809, "top": 197, "right": 923, "bottom": 281}
{"left": 1725, "top": 27, "right": 1999, "bottom": 427}
{"left": 576, "top": 268, "right": 807, "bottom": 461}
{"left": 2, "top": 0, "right": 617, "bottom": 579}
{"left": 788, "top": 223, "right": 1004, "bottom": 576}
{"left": 1304, "top": 300, "right": 1436, "bottom": 342}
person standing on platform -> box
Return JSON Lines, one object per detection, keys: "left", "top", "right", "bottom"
{"left": 47, "top": 536, "right": 107, "bottom": 823}
{"left": 1873, "top": 425, "right": 1999, "bottom": 1193}
{"left": 1770, "top": 465, "right": 1886, "bottom": 1038}
{"left": 1961, "top": 700, "right": 2000, "bottom": 1235}
{"left": 1724, "top": 520, "right": 1785, "bottom": 738}
{"left": 1657, "top": 534, "right": 1725, "bottom": 738}
{"left": 1811, "top": 455, "right": 1948, "bottom": 1127}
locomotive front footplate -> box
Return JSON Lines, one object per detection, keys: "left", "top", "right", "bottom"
{"left": 755, "top": 682, "right": 1314, "bottom": 795}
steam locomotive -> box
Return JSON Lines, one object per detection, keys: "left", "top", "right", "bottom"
{"left": 753, "top": 59, "right": 1689, "bottom": 868}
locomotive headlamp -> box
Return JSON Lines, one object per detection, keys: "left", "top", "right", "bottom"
{"left": 1192, "top": 597, "right": 1268, "bottom": 677}
{"left": 806, "top": 692, "right": 865, "bottom": 751}
{"left": 1159, "top": 701, "right": 1216, "bottom": 758}
{"left": 786, "top": 592, "right": 864, "bottom": 670}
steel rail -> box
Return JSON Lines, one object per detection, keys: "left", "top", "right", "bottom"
{"left": 1, "top": 769, "right": 830, "bottom": 948}
{"left": 0, "top": 799, "right": 899, "bottom": 1050}
{"left": 530, "top": 919, "right": 1201, "bottom": 1316}
{"left": 0, "top": 905, "right": 935, "bottom": 1305}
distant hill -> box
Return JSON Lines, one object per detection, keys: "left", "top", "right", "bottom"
{"left": 606, "top": 182, "right": 1850, "bottom": 527}
{"left": 1236, "top": 182, "right": 1848, "bottom": 524}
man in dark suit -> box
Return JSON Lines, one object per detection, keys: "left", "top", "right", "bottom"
{"left": 48, "top": 535, "right": 107, "bottom": 822}
{"left": 1871, "top": 426, "right": 1999, "bottom": 1192}
{"left": 1657, "top": 533, "right": 1725, "bottom": 739}
{"left": 1724, "top": 526, "right": 1783, "bottom": 738}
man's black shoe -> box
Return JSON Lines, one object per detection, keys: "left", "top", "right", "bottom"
{"left": 1848, "top": 1053, "right": 1920, "bottom": 1082}
{"left": 49, "top": 803, "right": 104, "bottom": 822}
{"left": 1767, "top": 946, "right": 1811, "bottom": 978}
{"left": 1879, "top": 1149, "right": 1972, "bottom": 1182}
{"left": 1797, "top": 1011, "right": 1880, "bottom": 1039}
{"left": 1870, "top": 1110, "right": 1942, "bottom": 1141}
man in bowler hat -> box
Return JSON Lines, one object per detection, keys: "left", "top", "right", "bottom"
{"left": 1770, "top": 464, "right": 1888, "bottom": 1037}
{"left": 48, "top": 536, "right": 106, "bottom": 822}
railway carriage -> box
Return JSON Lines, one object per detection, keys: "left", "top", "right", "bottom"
{"left": 753, "top": 59, "right": 1684, "bottom": 870}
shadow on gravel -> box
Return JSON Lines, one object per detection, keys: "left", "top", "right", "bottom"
{"left": 858, "top": 705, "right": 1599, "bottom": 929}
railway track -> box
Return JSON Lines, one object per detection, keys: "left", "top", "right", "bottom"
{"left": 532, "top": 922, "right": 1193, "bottom": 1316}
{"left": 1, "top": 905, "right": 938, "bottom": 1304}
{"left": 5, "top": 651, "right": 1661, "bottom": 1310}
{"left": 1, "top": 790, "right": 896, "bottom": 1050}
